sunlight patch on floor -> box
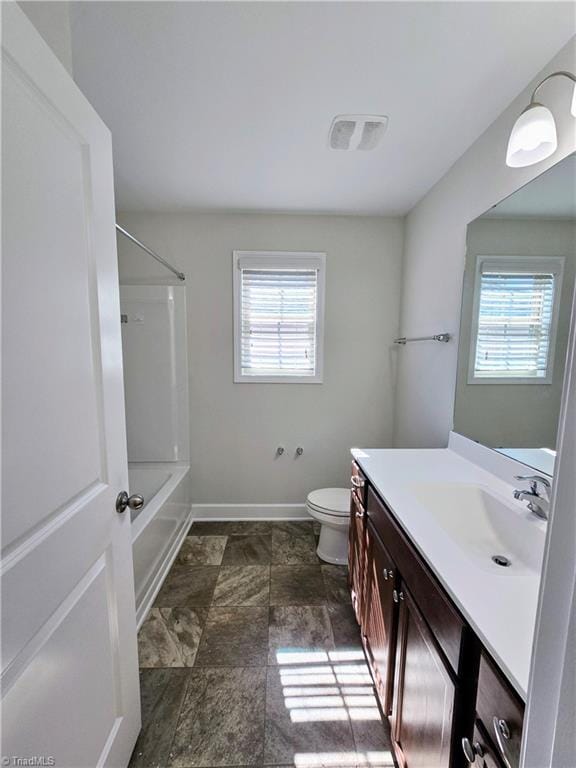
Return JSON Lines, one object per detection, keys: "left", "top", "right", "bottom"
{"left": 293, "top": 750, "right": 395, "bottom": 767}
{"left": 284, "top": 695, "right": 345, "bottom": 708}
{"left": 290, "top": 707, "right": 351, "bottom": 723}
{"left": 279, "top": 649, "right": 383, "bottom": 725}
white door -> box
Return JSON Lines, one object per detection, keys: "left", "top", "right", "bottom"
{"left": 1, "top": 6, "right": 140, "bottom": 767}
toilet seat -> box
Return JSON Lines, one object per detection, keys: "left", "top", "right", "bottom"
{"left": 306, "top": 488, "right": 349, "bottom": 517}
{"left": 307, "top": 502, "right": 348, "bottom": 518}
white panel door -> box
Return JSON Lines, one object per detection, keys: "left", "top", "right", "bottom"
{"left": 1, "top": 6, "right": 140, "bottom": 767}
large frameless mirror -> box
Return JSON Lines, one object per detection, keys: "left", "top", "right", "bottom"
{"left": 454, "top": 153, "right": 576, "bottom": 476}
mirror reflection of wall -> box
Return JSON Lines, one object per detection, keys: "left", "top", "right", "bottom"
{"left": 454, "top": 154, "right": 576, "bottom": 476}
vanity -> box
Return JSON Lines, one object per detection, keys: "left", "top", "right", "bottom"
{"left": 348, "top": 437, "right": 544, "bottom": 768}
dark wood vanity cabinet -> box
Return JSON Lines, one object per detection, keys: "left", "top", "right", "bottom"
{"left": 362, "top": 520, "right": 398, "bottom": 714}
{"left": 391, "top": 584, "right": 455, "bottom": 768}
{"left": 349, "top": 465, "right": 525, "bottom": 768}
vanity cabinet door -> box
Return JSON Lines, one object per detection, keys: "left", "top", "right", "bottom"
{"left": 391, "top": 585, "right": 456, "bottom": 768}
{"left": 363, "top": 520, "right": 398, "bottom": 715}
{"left": 348, "top": 489, "right": 367, "bottom": 625}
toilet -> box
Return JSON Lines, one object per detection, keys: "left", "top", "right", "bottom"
{"left": 306, "top": 487, "right": 350, "bottom": 565}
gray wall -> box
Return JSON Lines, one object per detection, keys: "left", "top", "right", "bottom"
{"left": 117, "top": 212, "right": 403, "bottom": 505}
{"left": 454, "top": 217, "right": 576, "bottom": 449}
{"left": 18, "top": 1, "right": 73, "bottom": 75}
{"left": 394, "top": 38, "right": 576, "bottom": 449}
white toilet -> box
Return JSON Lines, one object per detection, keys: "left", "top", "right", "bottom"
{"left": 306, "top": 487, "right": 350, "bottom": 565}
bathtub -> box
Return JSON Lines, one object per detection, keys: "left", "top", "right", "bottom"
{"left": 130, "top": 462, "right": 192, "bottom": 628}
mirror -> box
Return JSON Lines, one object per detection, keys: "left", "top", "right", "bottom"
{"left": 454, "top": 154, "right": 576, "bottom": 476}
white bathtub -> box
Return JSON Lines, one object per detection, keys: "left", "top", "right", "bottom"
{"left": 129, "top": 462, "right": 192, "bottom": 628}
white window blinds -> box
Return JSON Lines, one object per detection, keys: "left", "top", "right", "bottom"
{"left": 473, "top": 266, "right": 560, "bottom": 381}
{"left": 233, "top": 252, "right": 325, "bottom": 382}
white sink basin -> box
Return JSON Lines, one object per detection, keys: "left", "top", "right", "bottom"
{"left": 411, "top": 483, "right": 545, "bottom": 574}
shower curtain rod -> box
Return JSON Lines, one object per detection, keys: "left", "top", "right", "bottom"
{"left": 115, "top": 224, "right": 185, "bottom": 281}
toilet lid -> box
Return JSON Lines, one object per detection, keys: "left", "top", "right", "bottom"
{"left": 307, "top": 488, "right": 350, "bottom": 515}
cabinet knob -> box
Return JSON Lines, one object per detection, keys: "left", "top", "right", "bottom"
{"left": 393, "top": 589, "right": 404, "bottom": 603}
{"left": 461, "top": 738, "right": 484, "bottom": 764}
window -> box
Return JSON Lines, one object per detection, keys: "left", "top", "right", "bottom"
{"left": 233, "top": 251, "right": 325, "bottom": 383}
{"left": 468, "top": 256, "right": 564, "bottom": 384}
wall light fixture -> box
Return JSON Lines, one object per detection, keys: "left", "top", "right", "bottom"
{"left": 506, "top": 70, "right": 576, "bottom": 168}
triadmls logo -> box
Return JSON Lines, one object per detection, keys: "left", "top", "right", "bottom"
{"left": 1, "top": 758, "right": 56, "bottom": 767}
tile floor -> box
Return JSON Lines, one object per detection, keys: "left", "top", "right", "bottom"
{"left": 129, "top": 520, "right": 395, "bottom": 768}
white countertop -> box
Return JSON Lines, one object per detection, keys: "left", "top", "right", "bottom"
{"left": 352, "top": 438, "right": 546, "bottom": 699}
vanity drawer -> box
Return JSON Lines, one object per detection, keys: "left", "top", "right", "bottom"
{"left": 475, "top": 651, "right": 524, "bottom": 768}
{"left": 351, "top": 461, "right": 367, "bottom": 506}
{"left": 366, "top": 486, "right": 466, "bottom": 675}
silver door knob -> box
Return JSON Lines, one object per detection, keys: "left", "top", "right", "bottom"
{"left": 116, "top": 491, "right": 144, "bottom": 514}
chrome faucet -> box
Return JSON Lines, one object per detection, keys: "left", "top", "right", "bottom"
{"left": 513, "top": 475, "right": 551, "bottom": 520}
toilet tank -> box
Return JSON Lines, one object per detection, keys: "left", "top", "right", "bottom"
{"left": 120, "top": 284, "right": 189, "bottom": 462}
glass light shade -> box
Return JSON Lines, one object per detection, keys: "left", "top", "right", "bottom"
{"left": 506, "top": 104, "right": 558, "bottom": 168}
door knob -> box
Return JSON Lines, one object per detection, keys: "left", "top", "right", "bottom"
{"left": 116, "top": 490, "right": 144, "bottom": 514}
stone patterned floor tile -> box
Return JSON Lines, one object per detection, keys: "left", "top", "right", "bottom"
{"left": 134, "top": 523, "right": 391, "bottom": 768}
{"left": 176, "top": 536, "right": 228, "bottom": 566}
{"left": 270, "top": 566, "right": 327, "bottom": 606}
{"left": 271, "top": 531, "right": 319, "bottom": 565}
{"left": 128, "top": 668, "right": 189, "bottom": 768}
{"left": 194, "top": 606, "right": 269, "bottom": 666}
{"left": 351, "top": 715, "right": 394, "bottom": 760}
{"left": 139, "top": 607, "right": 208, "bottom": 668}
{"left": 222, "top": 534, "right": 273, "bottom": 565}
{"left": 154, "top": 565, "right": 219, "bottom": 607}
{"left": 212, "top": 565, "right": 270, "bottom": 606}
{"left": 272, "top": 521, "right": 315, "bottom": 537}
{"left": 169, "top": 667, "right": 266, "bottom": 767}
{"left": 321, "top": 565, "right": 351, "bottom": 604}
{"left": 268, "top": 606, "right": 335, "bottom": 665}
{"left": 263, "top": 665, "right": 356, "bottom": 765}
{"left": 327, "top": 604, "right": 364, "bottom": 652}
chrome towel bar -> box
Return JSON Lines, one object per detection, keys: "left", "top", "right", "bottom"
{"left": 394, "top": 333, "right": 451, "bottom": 345}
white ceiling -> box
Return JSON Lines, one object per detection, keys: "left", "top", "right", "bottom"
{"left": 69, "top": 2, "right": 575, "bottom": 215}
{"left": 485, "top": 153, "right": 576, "bottom": 219}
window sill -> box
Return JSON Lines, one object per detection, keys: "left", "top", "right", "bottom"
{"left": 467, "top": 376, "right": 552, "bottom": 385}
{"left": 234, "top": 375, "right": 323, "bottom": 384}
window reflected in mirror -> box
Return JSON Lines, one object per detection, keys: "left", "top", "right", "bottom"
{"left": 454, "top": 153, "right": 576, "bottom": 477}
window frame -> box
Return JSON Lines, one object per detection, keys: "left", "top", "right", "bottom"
{"left": 233, "top": 250, "right": 326, "bottom": 384}
{"left": 467, "top": 255, "right": 565, "bottom": 385}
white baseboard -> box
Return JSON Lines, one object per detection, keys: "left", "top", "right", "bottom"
{"left": 191, "top": 503, "right": 310, "bottom": 521}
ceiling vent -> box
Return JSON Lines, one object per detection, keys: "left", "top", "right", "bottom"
{"left": 328, "top": 114, "right": 389, "bottom": 151}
